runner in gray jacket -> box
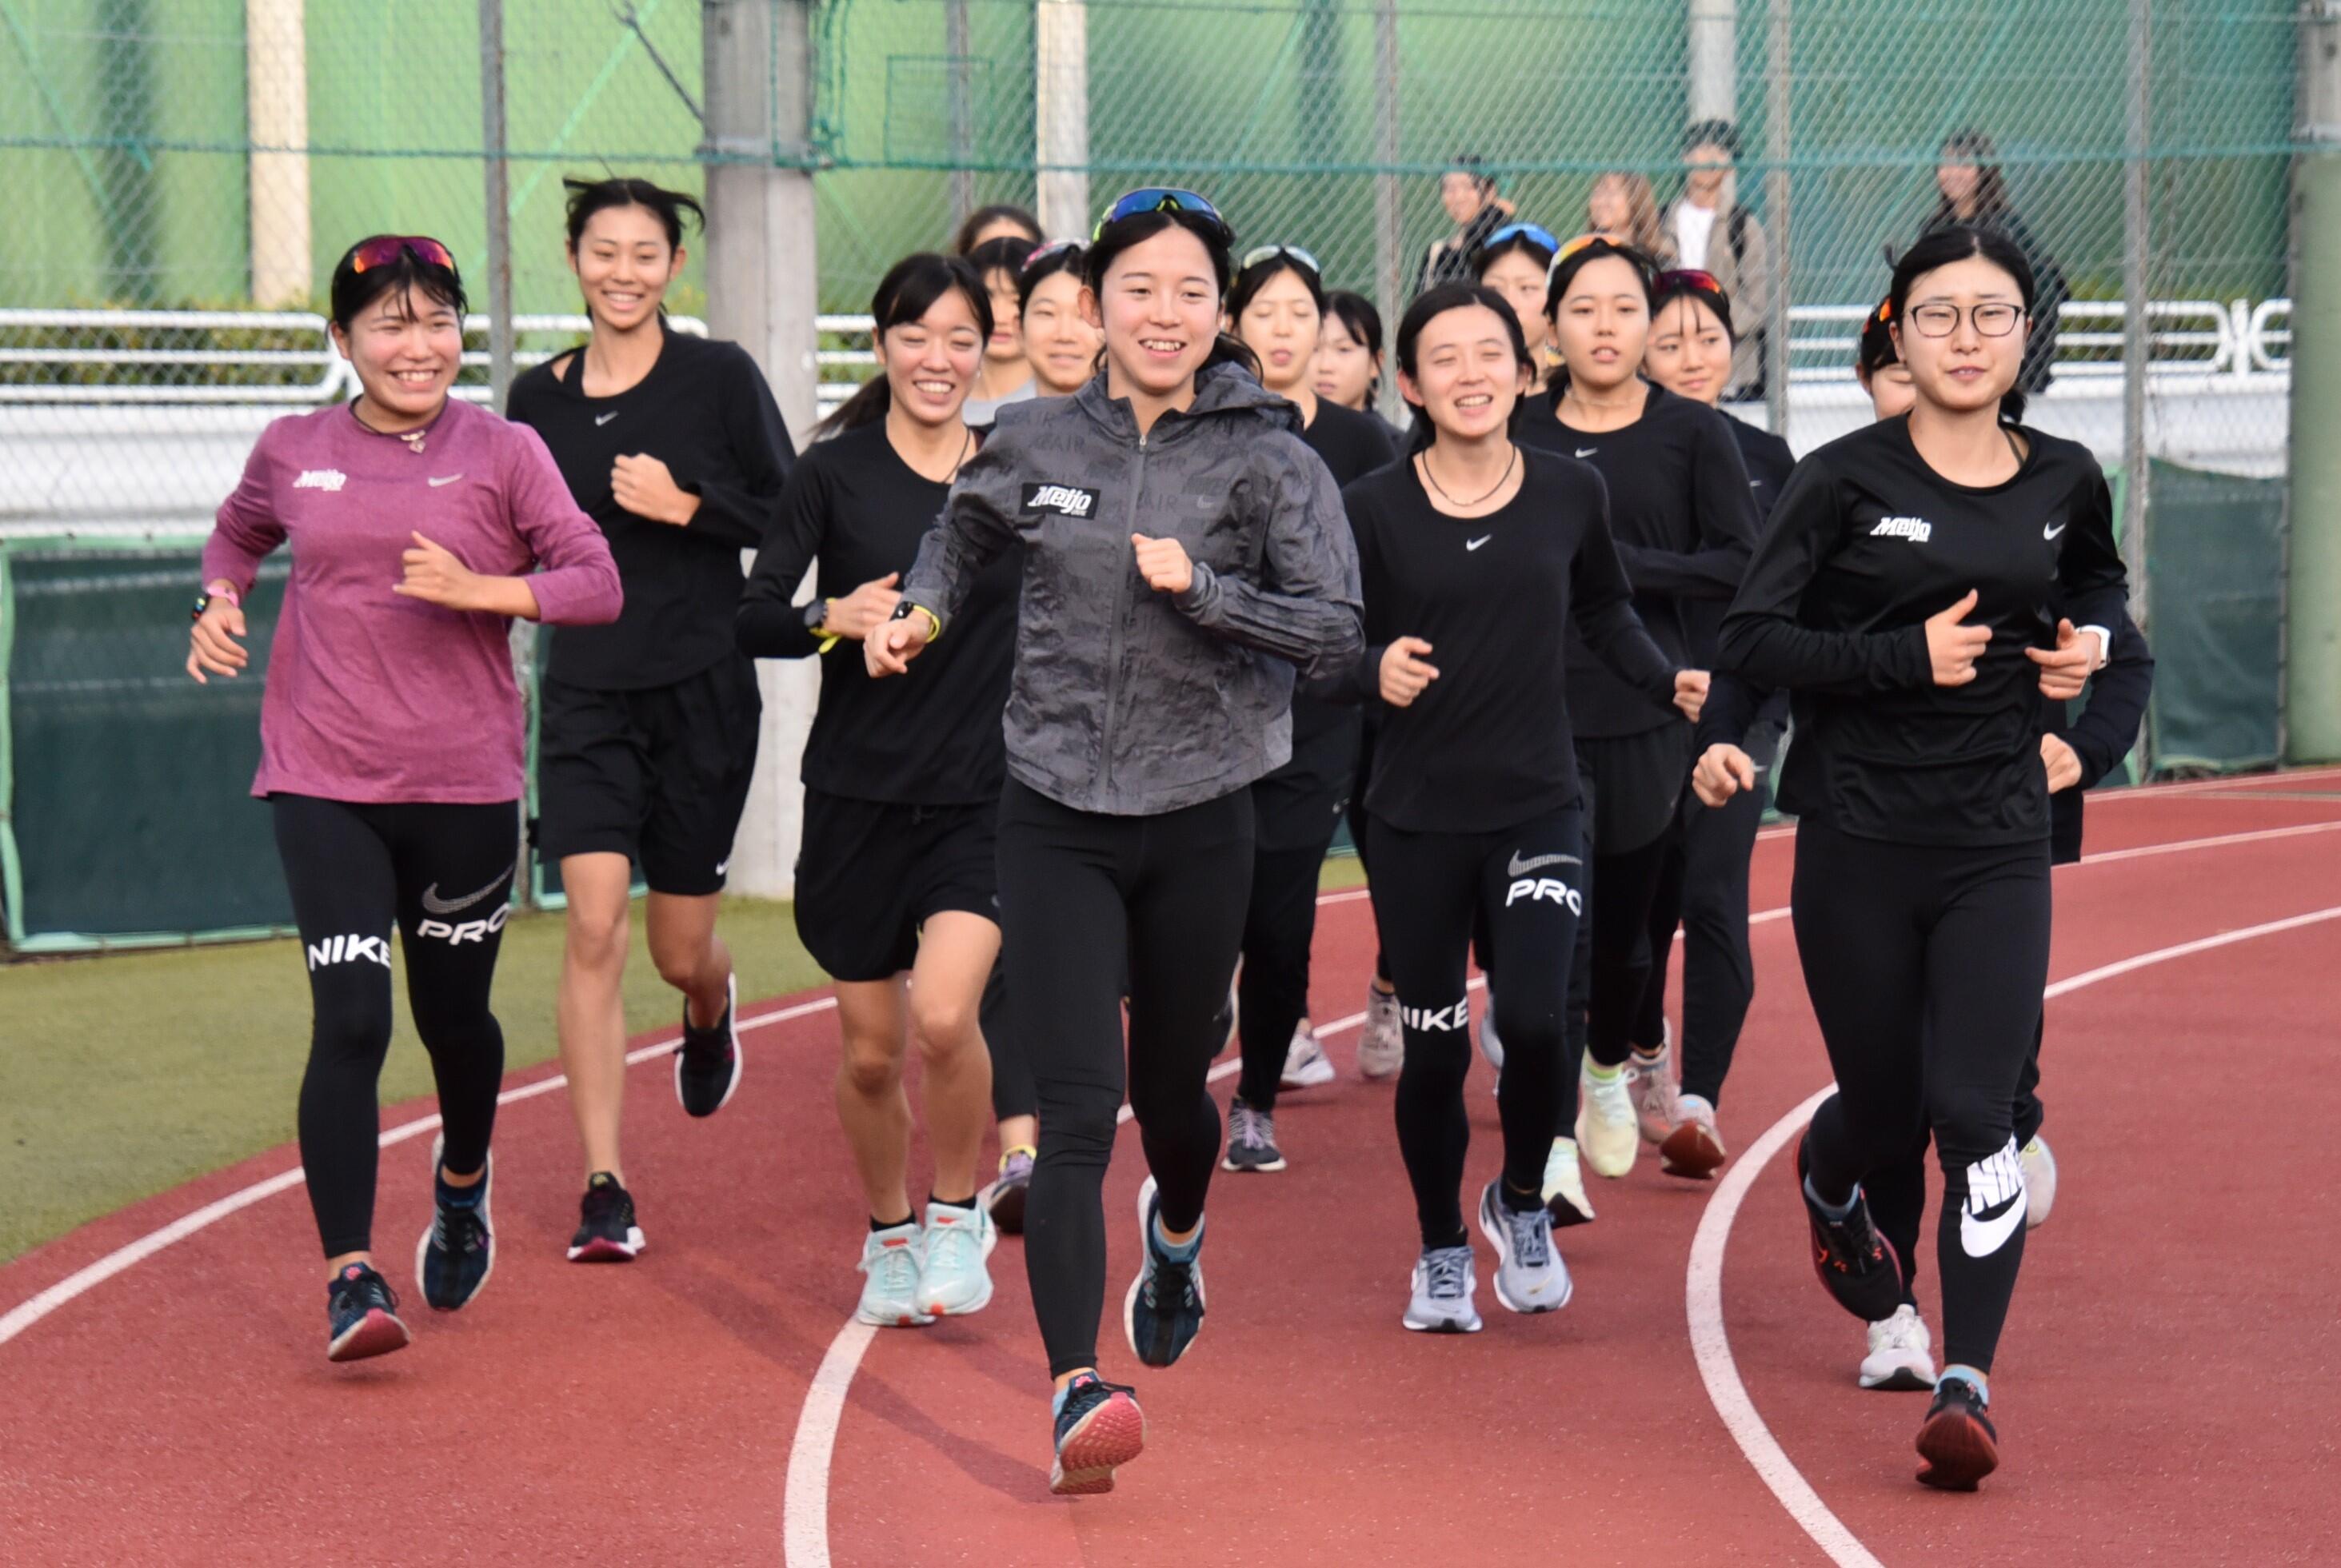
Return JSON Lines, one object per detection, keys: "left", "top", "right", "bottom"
{"left": 868, "top": 187, "right": 1360, "bottom": 1496}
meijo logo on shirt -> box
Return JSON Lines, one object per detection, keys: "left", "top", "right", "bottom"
{"left": 294, "top": 469, "right": 349, "bottom": 493}
{"left": 1022, "top": 483, "right": 1099, "bottom": 518}
{"left": 1872, "top": 515, "right": 1932, "bottom": 543}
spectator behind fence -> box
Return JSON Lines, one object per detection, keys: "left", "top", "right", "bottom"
{"left": 1588, "top": 171, "right": 1676, "bottom": 269}
{"left": 1416, "top": 156, "right": 1514, "bottom": 296}
{"left": 1918, "top": 129, "right": 2068, "bottom": 393}
{"left": 1659, "top": 122, "right": 1772, "bottom": 401}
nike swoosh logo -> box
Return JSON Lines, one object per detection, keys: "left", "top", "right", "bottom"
{"left": 595, "top": 412, "right": 619, "bottom": 426}
{"left": 714, "top": 858, "right": 730, "bottom": 877}
{"left": 1466, "top": 536, "right": 1492, "bottom": 551}
{"left": 1506, "top": 850, "right": 1581, "bottom": 876}
{"left": 2043, "top": 521, "right": 2067, "bottom": 539}
{"left": 1574, "top": 447, "right": 1599, "bottom": 459}
{"left": 1959, "top": 1190, "right": 2028, "bottom": 1258}
{"left": 1749, "top": 481, "right": 1764, "bottom": 489}
{"left": 428, "top": 474, "right": 464, "bottom": 487}
{"left": 419, "top": 865, "right": 514, "bottom": 915}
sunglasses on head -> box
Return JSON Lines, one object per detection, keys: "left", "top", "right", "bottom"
{"left": 1096, "top": 187, "right": 1232, "bottom": 245}
{"left": 1019, "top": 237, "right": 1085, "bottom": 276}
{"left": 1239, "top": 243, "right": 1322, "bottom": 277}
{"left": 1483, "top": 221, "right": 1560, "bottom": 255}
{"left": 1548, "top": 232, "right": 1657, "bottom": 284}
{"left": 348, "top": 236, "right": 457, "bottom": 274}
{"left": 1656, "top": 268, "right": 1725, "bottom": 298}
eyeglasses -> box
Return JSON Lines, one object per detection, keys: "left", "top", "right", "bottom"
{"left": 1240, "top": 243, "right": 1322, "bottom": 277}
{"left": 1097, "top": 188, "right": 1232, "bottom": 245}
{"left": 1482, "top": 222, "right": 1560, "bottom": 255}
{"left": 1905, "top": 301, "right": 2024, "bottom": 337}
{"left": 348, "top": 236, "right": 457, "bottom": 274}
{"left": 1655, "top": 268, "right": 1725, "bottom": 298}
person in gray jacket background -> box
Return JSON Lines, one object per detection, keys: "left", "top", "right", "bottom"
{"left": 869, "top": 186, "right": 1361, "bottom": 1497}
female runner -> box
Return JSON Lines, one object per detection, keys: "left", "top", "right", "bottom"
{"left": 963, "top": 234, "right": 1041, "bottom": 425}
{"left": 190, "top": 236, "right": 620, "bottom": 1359}
{"left": 867, "top": 188, "right": 1360, "bottom": 1494}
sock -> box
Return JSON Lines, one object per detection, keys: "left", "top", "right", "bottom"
{"left": 1150, "top": 1212, "right": 1204, "bottom": 1263}
{"left": 436, "top": 1164, "right": 485, "bottom": 1207}
{"left": 870, "top": 1214, "right": 915, "bottom": 1234}
{"left": 1500, "top": 1179, "right": 1544, "bottom": 1214}
{"left": 929, "top": 1192, "right": 977, "bottom": 1213}
{"left": 1937, "top": 1365, "right": 1991, "bottom": 1405}
{"left": 1586, "top": 1059, "right": 1624, "bottom": 1084}
{"left": 1002, "top": 1144, "right": 1037, "bottom": 1163}
{"left": 1631, "top": 1044, "right": 1666, "bottom": 1067}
{"left": 1804, "top": 1172, "right": 1859, "bottom": 1221}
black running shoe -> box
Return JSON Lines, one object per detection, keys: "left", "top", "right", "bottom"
{"left": 567, "top": 1171, "right": 645, "bottom": 1263}
{"left": 1122, "top": 1177, "right": 1206, "bottom": 1368}
{"left": 415, "top": 1136, "right": 495, "bottom": 1311}
{"left": 1796, "top": 1131, "right": 1905, "bottom": 1323}
{"left": 1050, "top": 1373, "right": 1145, "bottom": 1496}
{"left": 1220, "top": 1098, "right": 1287, "bottom": 1173}
{"left": 326, "top": 1262, "right": 410, "bottom": 1363}
{"left": 985, "top": 1147, "right": 1035, "bottom": 1235}
{"left": 1916, "top": 1376, "right": 2000, "bottom": 1490}
{"left": 675, "top": 972, "right": 742, "bottom": 1118}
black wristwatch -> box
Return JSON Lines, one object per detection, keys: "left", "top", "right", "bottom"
{"left": 802, "top": 599, "right": 829, "bottom": 636}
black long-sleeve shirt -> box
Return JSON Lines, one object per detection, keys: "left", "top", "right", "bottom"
{"left": 1517, "top": 381, "right": 1757, "bottom": 736}
{"left": 1344, "top": 449, "right": 1677, "bottom": 834}
{"left": 509, "top": 324, "right": 797, "bottom": 689}
{"left": 1717, "top": 415, "right": 2127, "bottom": 846}
{"left": 736, "top": 420, "right": 1018, "bottom": 804}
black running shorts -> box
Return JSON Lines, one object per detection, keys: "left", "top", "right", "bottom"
{"left": 536, "top": 656, "right": 761, "bottom": 896}
{"left": 793, "top": 788, "right": 1000, "bottom": 982}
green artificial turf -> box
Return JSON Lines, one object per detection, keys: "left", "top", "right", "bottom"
{"left": 0, "top": 855, "right": 1370, "bottom": 1266}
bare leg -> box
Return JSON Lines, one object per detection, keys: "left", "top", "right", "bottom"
{"left": 556, "top": 853, "right": 633, "bottom": 1181}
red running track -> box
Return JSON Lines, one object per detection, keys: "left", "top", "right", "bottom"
{"left": 3, "top": 770, "right": 2338, "bottom": 1566}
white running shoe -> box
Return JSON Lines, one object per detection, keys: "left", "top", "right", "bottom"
{"left": 855, "top": 1221, "right": 933, "bottom": 1327}
{"left": 2020, "top": 1135, "right": 2057, "bottom": 1229}
{"left": 917, "top": 1201, "right": 997, "bottom": 1317}
{"left": 1280, "top": 1023, "right": 1336, "bottom": 1089}
{"left": 1660, "top": 1092, "right": 1729, "bottom": 1179}
{"left": 1860, "top": 1303, "right": 1937, "bottom": 1390}
{"left": 1628, "top": 1043, "right": 1681, "bottom": 1145}
{"left": 1402, "top": 1244, "right": 1483, "bottom": 1334}
{"left": 1541, "top": 1136, "right": 1596, "bottom": 1226}
{"left": 1476, "top": 995, "right": 1505, "bottom": 1071}
{"left": 1358, "top": 986, "right": 1403, "bottom": 1079}
{"left": 1476, "top": 1180, "right": 1572, "bottom": 1314}
{"left": 1576, "top": 1064, "right": 1640, "bottom": 1178}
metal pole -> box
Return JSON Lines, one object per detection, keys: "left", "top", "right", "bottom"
{"left": 1688, "top": 0, "right": 1738, "bottom": 124}
{"left": 947, "top": 0, "right": 974, "bottom": 226}
{"left": 1763, "top": 0, "right": 1790, "bottom": 438}
{"left": 2120, "top": 0, "right": 2152, "bottom": 655}
{"left": 2287, "top": 0, "right": 2341, "bottom": 760}
{"left": 1373, "top": 0, "right": 1401, "bottom": 425}
{"left": 478, "top": 0, "right": 514, "bottom": 409}
{"left": 704, "top": 0, "right": 821, "bottom": 899}
{"left": 245, "top": 0, "right": 310, "bottom": 307}
{"left": 1034, "top": 0, "right": 1090, "bottom": 237}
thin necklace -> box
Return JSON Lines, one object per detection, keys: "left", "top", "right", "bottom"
{"left": 903, "top": 419, "right": 973, "bottom": 484}
{"left": 1420, "top": 441, "right": 1517, "bottom": 509}
{"left": 350, "top": 399, "right": 437, "bottom": 455}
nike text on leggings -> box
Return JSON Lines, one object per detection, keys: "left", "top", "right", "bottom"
{"left": 1367, "top": 807, "right": 1585, "bottom": 1248}
{"left": 271, "top": 793, "right": 517, "bottom": 1257}
{"left": 1791, "top": 819, "right": 2050, "bottom": 1374}
{"left": 997, "top": 780, "right": 1254, "bottom": 1378}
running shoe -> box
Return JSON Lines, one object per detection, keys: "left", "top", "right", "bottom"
{"left": 1542, "top": 1136, "right": 1596, "bottom": 1227}
{"left": 415, "top": 1134, "right": 494, "bottom": 1311}
{"left": 1476, "top": 995, "right": 1505, "bottom": 1072}
{"left": 919, "top": 1202, "right": 997, "bottom": 1317}
{"left": 2020, "top": 1135, "right": 2057, "bottom": 1230}
{"left": 1796, "top": 1131, "right": 1906, "bottom": 1323}
{"left": 674, "top": 971, "right": 742, "bottom": 1118}
{"left": 1358, "top": 984, "right": 1403, "bottom": 1079}
{"left": 1123, "top": 1175, "right": 1206, "bottom": 1368}
{"left": 567, "top": 1171, "right": 645, "bottom": 1262}
{"left": 1660, "top": 1092, "right": 1729, "bottom": 1180}
{"left": 1280, "top": 1023, "right": 1336, "bottom": 1089}
{"left": 1916, "top": 1375, "right": 1999, "bottom": 1491}
{"left": 1220, "top": 1097, "right": 1287, "bottom": 1173}
{"left": 1476, "top": 1179, "right": 1572, "bottom": 1314}
{"left": 985, "top": 1147, "right": 1036, "bottom": 1235}
{"left": 326, "top": 1261, "right": 410, "bottom": 1363}
{"left": 1576, "top": 1063, "right": 1640, "bottom": 1178}
{"left": 1402, "top": 1244, "right": 1483, "bottom": 1334}
{"left": 1860, "top": 1304, "right": 1938, "bottom": 1392}
{"left": 1050, "top": 1373, "right": 1146, "bottom": 1496}
{"left": 857, "top": 1220, "right": 933, "bottom": 1327}
{"left": 1628, "top": 1036, "right": 1680, "bottom": 1144}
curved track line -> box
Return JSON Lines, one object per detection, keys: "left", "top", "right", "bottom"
{"left": 1688, "top": 901, "right": 2341, "bottom": 1566}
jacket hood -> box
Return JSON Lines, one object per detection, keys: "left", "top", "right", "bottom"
{"left": 1071, "top": 360, "right": 1300, "bottom": 445}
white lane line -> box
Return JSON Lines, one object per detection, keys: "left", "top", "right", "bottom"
{"left": 1688, "top": 901, "right": 2341, "bottom": 1566}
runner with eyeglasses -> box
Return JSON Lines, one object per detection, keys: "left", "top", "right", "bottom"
{"left": 189, "top": 235, "right": 621, "bottom": 1361}
{"left": 867, "top": 188, "right": 1360, "bottom": 1494}
{"left": 1712, "top": 225, "right": 2127, "bottom": 1490}
{"left": 1513, "top": 235, "right": 1752, "bottom": 1215}
{"left": 1344, "top": 282, "right": 1700, "bottom": 1333}
{"left": 1471, "top": 221, "right": 1561, "bottom": 373}
{"left": 1216, "top": 241, "right": 1400, "bottom": 1173}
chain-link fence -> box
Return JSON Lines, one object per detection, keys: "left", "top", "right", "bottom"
{"left": 0, "top": 0, "right": 2325, "bottom": 944}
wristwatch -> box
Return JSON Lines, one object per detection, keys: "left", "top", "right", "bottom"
{"left": 801, "top": 600, "right": 829, "bottom": 637}
{"left": 192, "top": 584, "right": 242, "bottom": 623}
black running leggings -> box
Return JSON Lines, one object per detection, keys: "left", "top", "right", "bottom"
{"left": 1367, "top": 808, "right": 1585, "bottom": 1249}
{"left": 1634, "top": 720, "right": 1780, "bottom": 1105}
{"left": 981, "top": 956, "right": 1033, "bottom": 1123}
{"left": 1233, "top": 828, "right": 1342, "bottom": 1111}
{"left": 1560, "top": 741, "right": 1682, "bottom": 1129}
{"left": 997, "top": 780, "right": 1253, "bottom": 1378}
{"left": 1792, "top": 820, "right": 2050, "bottom": 1374}
{"left": 271, "top": 794, "right": 517, "bottom": 1258}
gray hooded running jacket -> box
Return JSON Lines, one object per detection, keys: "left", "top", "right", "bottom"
{"left": 900, "top": 363, "right": 1364, "bottom": 816}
